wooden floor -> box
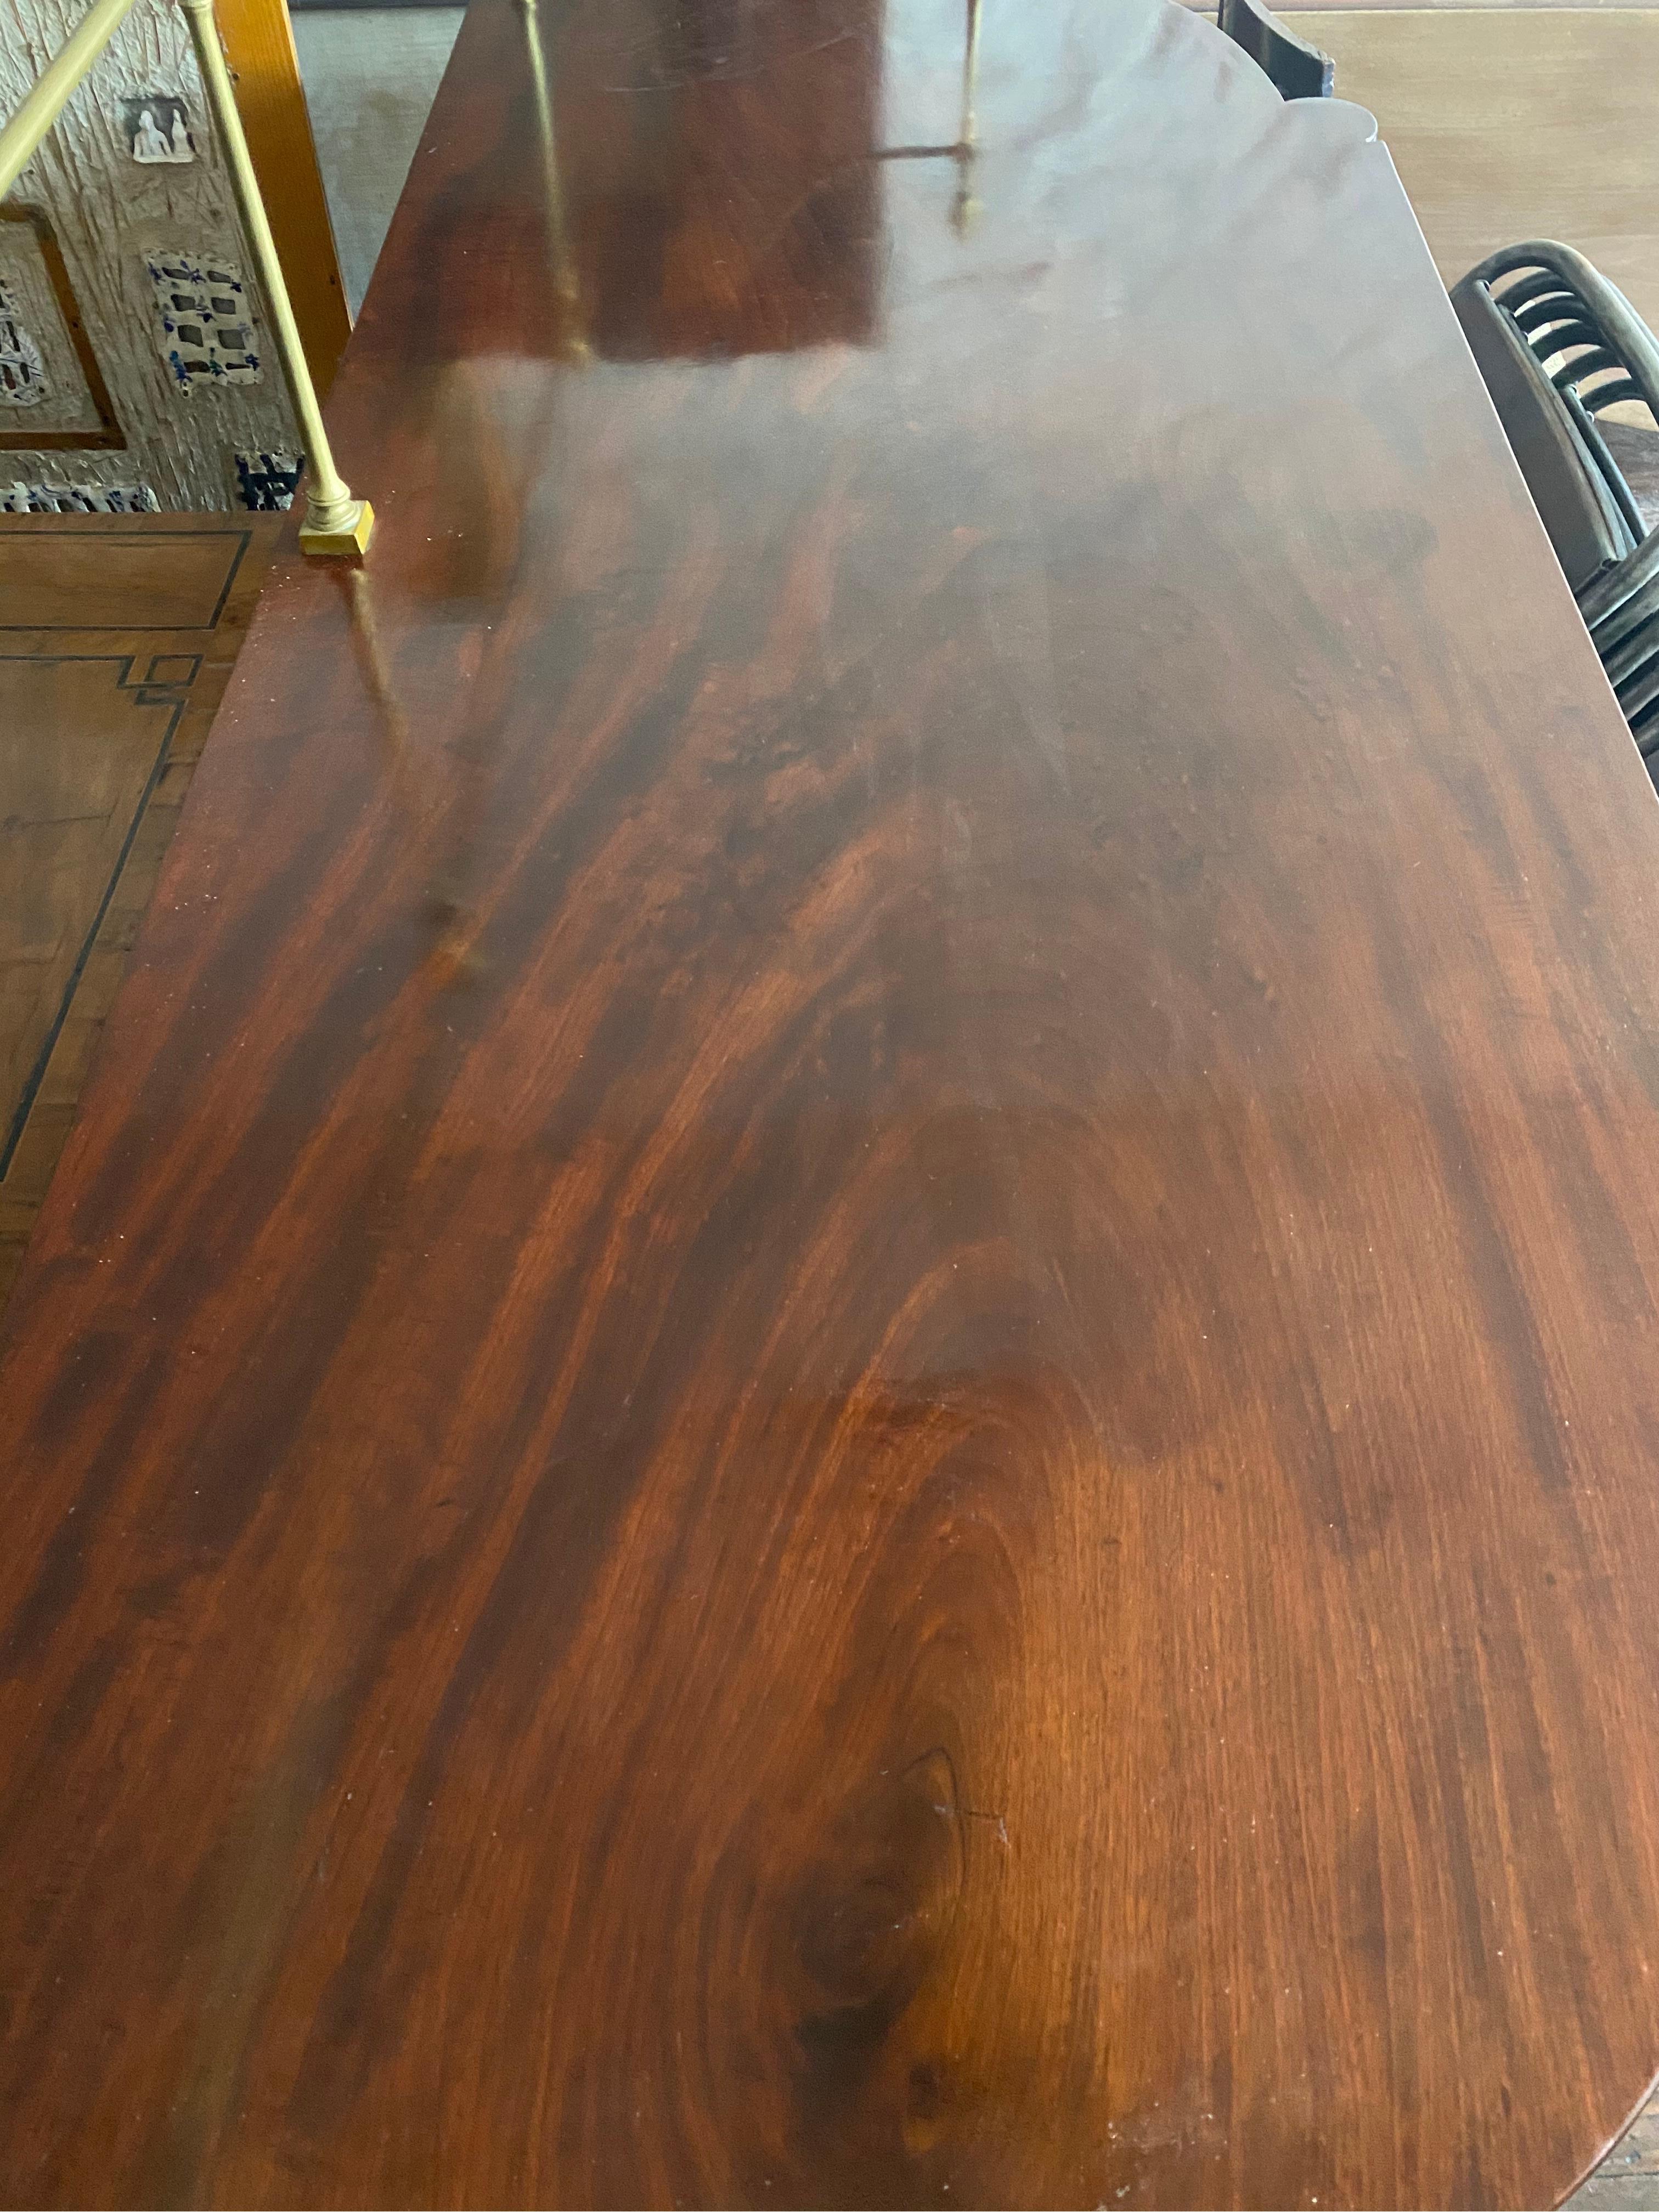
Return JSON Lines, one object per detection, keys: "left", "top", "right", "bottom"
{"left": 0, "top": 514, "right": 277, "bottom": 1314}
{"left": 1299, "top": 10, "right": 1659, "bottom": 330}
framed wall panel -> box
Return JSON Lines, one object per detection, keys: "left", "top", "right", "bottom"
{"left": 0, "top": 207, "right": 123, "bottom": 452}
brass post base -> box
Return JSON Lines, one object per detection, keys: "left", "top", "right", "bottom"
{"left": 298, "top": 500, "right": 376, "bottom": 559}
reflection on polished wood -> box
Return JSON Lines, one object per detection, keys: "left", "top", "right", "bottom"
{"left": 557, "top": 0, "right": 883, "bottom": 356}
{"left": 4, "top": 0, "right": 1659, "bottom": 2205}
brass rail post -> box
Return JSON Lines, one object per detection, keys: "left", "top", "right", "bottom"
{"left": 178, "top": 0, "right": 372, "bottom": 554}
{"left": 0, "top": 0, "right": 373, "bottom": 554}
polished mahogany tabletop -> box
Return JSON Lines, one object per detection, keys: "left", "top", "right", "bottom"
{"left": 6, "top": 0, "right": 1659, "bottom": 2204}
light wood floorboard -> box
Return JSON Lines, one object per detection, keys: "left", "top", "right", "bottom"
{"left": 1291, "top": 11, "right": 1659, "bottom": 331}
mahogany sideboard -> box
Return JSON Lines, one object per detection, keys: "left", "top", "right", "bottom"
{"left": 5, "top": 0, "right": 1659, "bottom": 2203}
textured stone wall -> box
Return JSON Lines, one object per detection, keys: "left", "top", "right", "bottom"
{"left": 0, "top": 0, "right": 300, "bottom": 510}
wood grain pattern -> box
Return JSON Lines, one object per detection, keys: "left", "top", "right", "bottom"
{"left": 0, "top": 520, "right": 251, "bottom": 627}
{"left": 216, "top": 0, "right": 352, "bottom": 395}
{"left": 3, "top": 1, "right": 1659, "bottom": 2204}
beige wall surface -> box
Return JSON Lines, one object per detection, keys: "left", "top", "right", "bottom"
{"left": 0, "top": 0, "right": 300, "bottom": 510}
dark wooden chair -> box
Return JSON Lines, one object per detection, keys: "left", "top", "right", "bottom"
{"left": 1584, "top": 536, "right": 1659, "bottom": 769}
{"left": 1601, "top": 419, "right": 1659, "bottom": 533}
{"left": 1217, "top": 0, "right": 1334, "bottom": 99}
{"left": 1453, "top": 240, "right": 1659, "bottom": 775}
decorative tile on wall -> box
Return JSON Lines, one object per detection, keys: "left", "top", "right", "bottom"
{"left": 0, "top": 478, "right": 159, "bottom": 511}
{"left": 0, "top": 207, "right": 120, "bottom": 446}
{"left": 120, "top": 93, "right": 195, "bottom": 163}
{"left": 146, "top": 249, "right": 261, "bottom": 390}
{"left": 234, "top": 448, "right": 301, "bottom": 511}
{"left": 0, "top": 279, "right": 47, "bottom": 408}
